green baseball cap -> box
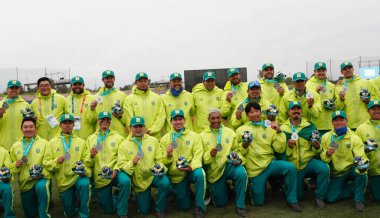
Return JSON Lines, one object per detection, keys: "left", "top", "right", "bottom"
{"left": 227, "top": 68, "right": 240, "bottom": 77}
{"left": 7, "top": 80, "right": 21, "bottom": 88}
{"left": 262, "top": 63, "right": 274, "bottom": 71}
{"left": 71, "top": 76, "right": 84, "bottom": 85}
{"left": 102, "top": 70, "right": 115, "bottom": 78}
{"left": 368, "top": 100, "right": 380, "bottom": 109}
{"left": 130, "top": 116, "right": 145, "bottom": 126}
{"left": 292, "top": 72, "right": 307, "bottom": 82}
{"left": 135, "top": 72, "right": 149, "bottom": 81}
{"left": 170, "top": 73, "right": 182, "bottom": 81}
{"left": 203, "top": 71, "right": 216, "bottom": 80}
{"left": 98, "top": 111, "right": 112, "bottom": 120}
{"left": 60, "top": 114, "right": 74, "bottom": 123}
{"left": 314, "top": 62, "right": 327, "bottom": 70}
{"left": 340, "top": 61, "right": 353, "bottom": 70}
{"left": 288, "top": 101, "right": 302, "bottom": 109}
{"left": 332, "top": 110, "right": 347, "bottom": 120}
{"left": 170, "top": 109, "right": 185, "bottom": 119}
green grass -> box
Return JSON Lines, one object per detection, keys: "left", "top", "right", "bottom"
{"left": 7, "top": 179, "right": 380, "bottom": 218}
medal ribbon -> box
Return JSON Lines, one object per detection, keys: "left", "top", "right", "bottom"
{"left": 6, "top": 96, "right": 18, "bottom": 104}
{"left": 171, "top": 128, "right": 184, "bottom": 143}
{"left": 343, "top": 77, "right": 354, "bottom": 90}
{"left": 97, "top": 130, "right": 110, "bottom": 144}
{"left": 100, "top": 88, "right": 115, "bottom": 96}
{"left": 22, "top": 136, "right": 35, "bottom": 157}
{"left": 71, "top": 95, "right": 87, "bottom": 114}
{"left": 290, "top": 122, "right": 299, "bottom": 133}
{"left": 250, "top": 121, "right": 265, "bottom": 128}
{"left": 132, "top": 135, "right": 143, "bottom": 151}
{"left": 210, "top": 126, "right": 222, "bottom": 145}
{"left": 330, "top": 134, "right": 344, "bottom": 144}
{"left": 61, "top": 133, "right": 73, "bottom": 153}
{"left": 231, "top": 84, "right": 240, "bottom": 91}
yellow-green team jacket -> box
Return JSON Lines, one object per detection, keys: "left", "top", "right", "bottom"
{"left": 160, "top": 128, "right": 203, "bottom": 183}
{"left": 200, "top": 125, "right": 245, "bottom": 183}
{"left": 278, "top": 89, "right": 321, "bottom": 125}
{"left": 230, "top": 97, "right": 271, "bottom": 129}
{"left": 65, "top": 90, "right": 96, "bottom": 140}
{"left": 369, "top": 77, "right": 380, "bottom": 100}
{"left": 356, "top": 120, "right": 380, "bottom": 176}
{"left": 0, "top": 95, "right": 30, "bottom": 150}
{"left": 236, "top": 123, "right": 286, "bottom": 178}
{"left": 259, "top": 78, "right": 289, "bottom": 107}
{"left": 305, "top": 77, "right": 335, "bottom": 131}
{"left": 320, "top": 129, "right": 368, "bottom": 177}
{"left": 192, "top": 83, "right": 223, "bottom": 133}
{"left": 334, "top": 75, "right": 370, "bottom": 129}
{"left": 0, "top": 146, "right": 12, "bottom": 181}
{"left": 31, "top": 89, "right": 66, "bottom": 141}
{"left": 281, "top": 119, "right": 321, "bottom": 171}
{"left": 161, "top": 89, "right": 195, "bottom": 133}
{"left": 91, "top": 87, "right": 127, "bottom": 137}
{"left": 44, "top": 134, "right": 91, "bottom": 192}
{"left": 123, "top": 87, "right": 166, "bottom": 139}
{"left": 84, "top": 130, "right": 124, "bottom": 189}
{"left": 117, "top": 134, "right": 166, "bottom": 192}
{"left": 220, "top": 82, "right": 248, "bottom": 125}
{"left": 10, "top": 136, "right": 52, "bottom": 192}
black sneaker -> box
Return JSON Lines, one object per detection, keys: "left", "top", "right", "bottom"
{"left": 194, "top": 207, "right": 205, "bottom": 218}
{"left": 287, "top": 203, "right": 302, "bottom": 212}
{"left": 236, "top": 207, "right": 248, "bottom": 217}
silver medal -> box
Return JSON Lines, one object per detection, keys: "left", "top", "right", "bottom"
{"left": 96, "top": 95, "right": 103, "bottom": 103}
{"left": 231, "top": 90, "right": 237, "bottom": 96}
{"left": 264, "top": 120, "right": 272, "bottom": 128}
{"left": 306, "top": 91, "right": 313, "bottom": 99}
{"left": 95, "top": 143, "right": 103, "bottom": 151}
{"left": 21, "top": 156, "right": 28, "bottom": 163}
{"left": 2, "top": 102, "right": 9, "bottom": 109}
{"left": 64, "top": 152, "right": 71, "bottom": 160}
{"left": 330, "top": 142, "right": 339, "bottom": 149}
{"left": 342, "top": 86, "right": 348, "bottom": 93}
{"left": 215, "top": 144, "right": 223, "bottom": 152}
{"left": 291, "top": 133, "right": 299, "bottom": 140}
{"left": 321, "top": 86, "right": 326, "bottom": 93}
{"left": 137, "top": 150, "right": 144, "bottom": 158}
{"left": 172, "top": 140, "right": 178, "bottom": 149}
{"left": 238, "top": 104, "right": 244, "bottom": 112}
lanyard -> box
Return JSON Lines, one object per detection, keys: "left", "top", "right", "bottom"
{"left": 250, "top": 121, "right": 265, "bottom": 128}
{"left": 343, "top": 77, "right": 354, "bottom": 88}
{"left": 330, "top": 134, "right": 345, "bottom": 143}
{"left": 231, "top": 84, "right": 240, "bottom": 91}
{"left": 22, "top": 136, "right": 35, "bottom": 156}
{"left": 61, "top": 133, "right": 73, "bottom": 153}
{"left": 38, "top": 94, "right": 55, "bottom": 118}
{"left": 171, "top": 128, "right": 184, "bottom": 142}
{"left": 100, "top": 88, "right": 115, "bottom": 96}
{"left": 6, "top": 96, "right": 18, "bottom": 104}
{"left": 71, "top": 95, "right": 87, "bottom": 114}
{"left": 210, "top": 126, "right": 222, "bottom": 145}
{"left": 133, "top": 136, "right": 143, "bottom": 151}
{"left": 97, "top": 130, "right": 110, "bottom": 144}
{"left": 290, "top": 121, "right": 300, "bottom": 133}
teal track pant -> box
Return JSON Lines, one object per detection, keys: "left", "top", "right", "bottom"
{"left": 96, "top": 171, "right": 131, "bottom": 216}
{"left": 172, "top": 168, "right": 206, "bottom": 211}
{"left": 209, "top": 163, "right": 247, "bottom": 209}
{"left": 0, "top": 182, "right": 15, "bottom": 218}
{"left": 297, "top": 158, "right": 329, "bottom": 200}
{"left": 135, "top": 175, "right": 171, "bottom": 214}
{"left": 20, "top": 178, "right": 50, "bottom": 218}
{"left": 326, "top": 166, "right": 367, "bottom": 204}
{"left": 369, "top": 175, "right": 380, "bottom": 201}
{"left": 249, "top": 160, "right": 297, "bottom": 205}
{"left": 60, "top": 177, "right": 90, "bottom": 218}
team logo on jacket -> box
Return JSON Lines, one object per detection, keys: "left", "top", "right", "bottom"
{"left": 36, "top": 148, "right": 40, "bottom": 153}
{"left": 262, "top": 133, "right": 267, "bottom": 139}
{"left": 129, "top": 151, "right": 134, "bottom": 155}
{"left": 111, "top": 142, "right": 116, "bottom": 147}
{"left": 169, "top": 103, "right": 172, "bottom": 107}
{"left": 17, "top": 150, "right": 21, "bottom": 154}
{"left": 225, "top": 138, "right": 230, "bottom": 144}
{"left": 200, "top": 98, "right": 203, "bottom": 101}
{"left": 186, "top": 140, "right": 190, "bottom": 145}
{"left": 57, "top": 147, "right": 60, "bottom": 152}
{"left": 148, "top": 146, "right": 152, "bottom": 151}
{"left": 184, "top": 101, "right": 188, "bottom": 106}
{"left": 346, "top": 143, "right": 351, "bottom": 149}
{"left": 75, "top": 146, "right": 80, "bottom": 151}
{"left": 216, "top": 97, "right": 220, "bottom": 101}
{"left": 151, "top": 101, "right": 156, "bottom": 106}
{"left": 85, "top": 103, "right": 88, "bottom": 107}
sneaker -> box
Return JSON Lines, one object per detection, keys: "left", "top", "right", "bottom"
{"left": 355, "top": 201, "right": 365, "bottom": 212}
{"left": 236, "top": 207, "right": 248, "bottom": 217}
{"left": 156, "top": 211, "right": 166, "bottom": 218}
{"left": 194, "top": 207, "right": 205, "bottom": 218}
{"left": 287, "top": 203, "right": 302, "bottom": 212}
{"left": 204, "top": 190, "right": 212, "bottom": 206}
{"left": 315, "top": 198, "right": 325, "bottom": 209}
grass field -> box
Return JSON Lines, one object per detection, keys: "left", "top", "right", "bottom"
{"left": 6, "top": 179, "right": 380, "bottom": 218}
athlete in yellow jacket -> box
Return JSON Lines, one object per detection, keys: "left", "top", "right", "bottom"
{"left": 44, "top": 114, "right": 91, "bottom": 218}
{"left": 0, "top": 80, "right": 30, "bottom": 150}
{"left": 200, "top": 109, "right": 247, "bottom": 217}
{"left": 0, "top": 146, "right": 15, "bottom": 218}
{"left": 160, "top": 109, "right": 206, "bottom": 218}
{"left": 118, "top": 116, "right": 170, "bottom": 217}
{"left": 10, "top": 117, "right": 51, "bottom": 218}
{"left": 259, "top": 63, "right": 288, "bottom": 107}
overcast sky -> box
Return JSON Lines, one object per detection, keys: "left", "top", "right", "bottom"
{"left": 0, "top": 0, "right": 379, "bottom": 91}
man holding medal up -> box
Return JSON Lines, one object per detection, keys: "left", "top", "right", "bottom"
{"left": 85, "top": 112, "right": 130, "bottom": 217}
{"left": 280, "top": 101, "right": 329, "bottom": 208}
{"left": 44, "top": 114, "right": 91, "bottom": 218}
{"left": 118, "top": 116, "right": 170, "bottom": 217}
{"left": 200, "top": 109, "right": 248, "bottom": 217}
{"left": 0, "top": 80, "right": 30, "bottom": 151}
{"left": 259, "top": 63, "right": 288, "bottom": 107}
{"left": 320, "top": 111, "right": 368, "bottom": 211}
{"left": 31, "top": 77, "right": 66, "bottom": 141}
{"left": 10, "top": 117, "right": 51, "bottom": 218}
{"left": 65, "top": 76, "right": 96, "bottom": 140}
{"left": 160, "top": 109, "right": 206, "bottom": 218}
